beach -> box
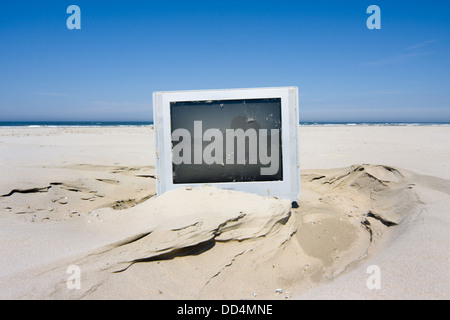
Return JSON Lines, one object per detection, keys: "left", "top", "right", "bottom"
{"left": 0, "top": 125, "right": 449, "bottom": 299}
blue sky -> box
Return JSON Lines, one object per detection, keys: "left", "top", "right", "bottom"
{"left": 1, "top": 0, "right": 449, "bottom": 122}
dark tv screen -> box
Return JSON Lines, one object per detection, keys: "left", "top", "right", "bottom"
{"left": 170, "top": 98, "right": 283, "bottom": 184}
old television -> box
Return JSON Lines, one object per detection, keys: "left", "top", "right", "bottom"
{"left": 153, "top": 87, "right": 300, "bottom": 201}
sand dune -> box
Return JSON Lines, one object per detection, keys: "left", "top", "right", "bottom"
{"left": 0, "top": 126, "right": 449, "bottom": 299}
{"left": 1, "top": 163, "right": 440, "bottom": 299}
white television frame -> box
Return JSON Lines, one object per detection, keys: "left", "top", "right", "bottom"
{"left": 153, "top": 87, "right": 300, "bottom": 201}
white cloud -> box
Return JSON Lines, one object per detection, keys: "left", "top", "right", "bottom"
{"left": 35, "top": 92, "right": 77, "bottom": 98}
{"left": 407, "top": 39, "right": 437, "bottom": 50}
{"left": 361, "top": 51, "right": 433, "bottom": 67}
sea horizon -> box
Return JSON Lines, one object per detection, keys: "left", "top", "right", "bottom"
{"left": 1, "top": 121, "right": 450, "bottom": 127}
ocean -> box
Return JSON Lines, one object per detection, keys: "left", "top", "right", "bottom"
{"left": 0, "top": 121, "right": 153, "bottom": 127}
{"left": 299, "top": 122, "right": 450, "bottom": 126}
{"left": 0, "top": 121, "right": 449, "bottom": 127}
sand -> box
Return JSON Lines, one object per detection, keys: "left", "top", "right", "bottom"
{"left": 0, "top": 125, "right": 449, "bottom": 299}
